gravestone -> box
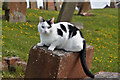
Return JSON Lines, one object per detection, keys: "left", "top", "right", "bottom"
{"left": 110, "top": 2, "right": 117, "bottom": 8}
{"left": 3, "top": 2, "right": 26, "bottom": 22}
{"left": 56, "top": 2, "right": 62, "bottom": 11}
{"left": 44, "top": 1, "right": 61, "bottom": 11}
{"left": 25, "top": 45, "right": 94, "bottom": 79}
{"left": 57, "top": 2, "right": 76, "bottom": 22}
{"left": 31, "top": 2, "right": 37, "bottom": 9}
{"left": 48, "top": 2, "right": 55, "bottom": 10}
{"left": 77, "top": 2, "right": 90, "bottom": 15}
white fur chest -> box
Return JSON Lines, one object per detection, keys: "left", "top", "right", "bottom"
{"left": 40, "top": 32, "right": 58, "bottom": 46}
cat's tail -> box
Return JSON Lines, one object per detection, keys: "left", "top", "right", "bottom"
{"left": 79, "top": 40, "right": 94, "bottom": 78}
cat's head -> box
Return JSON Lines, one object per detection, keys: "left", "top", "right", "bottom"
{"left": 38, "top": 16, "right": 54, "bottom": 34}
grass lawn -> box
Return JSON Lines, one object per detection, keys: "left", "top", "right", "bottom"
{"left": 2, "top": 8, "right": 118, "bottom": 78}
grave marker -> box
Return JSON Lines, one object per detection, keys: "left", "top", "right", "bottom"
{"left": 31, "top": 2, "right": 37, "bottom": 9}
{"left": 57, "top": 2, "right": 76, "bottom": 22}
{"left": 77, "top": 2, "right": 90, "bottom": 15}
{"left": 3, "top": 2, "right": 27, "bottom": 22}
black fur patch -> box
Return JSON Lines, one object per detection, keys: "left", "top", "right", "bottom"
{"left": 79, "top": 30, "right": 84, "bottom": 38}
{"left": 68, "top": 25, "right": 79, "bottom": 39}
{"left": 60, "top": 24, "right": 67, "bottom": 33}
{"left": 42, "top": 19, "right": 45, "bottom": 22}
{"left": 57, "top": 29, "right": 63, "bottom": 37}
{"left": 46, "top": 20, "right": 52, "bottom": 28}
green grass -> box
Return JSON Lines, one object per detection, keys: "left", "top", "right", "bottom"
{"left": 73, "top": 8, "right": 118, "bottom": 73}
{"left": 2, "top": 65, "right": 25, "bottom": 78}
{"left": 2, "top": 8, "right": 118, "bottom": 78}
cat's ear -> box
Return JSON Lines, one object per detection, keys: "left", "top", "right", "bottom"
{"left": 50, "top": 17, "right": 54, "bottom": 24}
{"left": 39, "top": 16, "right": 44, "bottom": 23}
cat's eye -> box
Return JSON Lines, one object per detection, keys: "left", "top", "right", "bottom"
{"left": 42, "top": 26, "right": 44, "bottom": 28}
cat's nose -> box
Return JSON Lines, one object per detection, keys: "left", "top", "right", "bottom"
{"left": 45, "top": 31, "right": 47, "bottom": 33}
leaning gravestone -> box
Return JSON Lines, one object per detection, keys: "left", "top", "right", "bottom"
{"left": 57, "top": 2, "right": 76, "bottom": 22}
{"left": 3, "top": 2, "right": 26, "bottom": 22}
{"left": 25, "top": 45, "right": 94, "bottom": 79}
{"left": 57, "top": 2, "right": 84, "bottom": 29}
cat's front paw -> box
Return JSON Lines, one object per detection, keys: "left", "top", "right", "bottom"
{"left": 37, "top": 43, "right": 43, "bottom": 47}
{"left": 48, "top": 47, "right": 55, "bottom": 51}
{"left": 33, "top": 45, "right": 37, "bottom": 49}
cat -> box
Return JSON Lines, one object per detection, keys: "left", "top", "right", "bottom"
{"left": 33, "top": 16, "right": 94, "bottom": 78}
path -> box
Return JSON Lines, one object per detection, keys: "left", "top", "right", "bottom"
{"left": 85, "top": 71, "right": 119, "bottom": 80}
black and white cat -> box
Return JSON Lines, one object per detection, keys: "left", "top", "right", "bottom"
{"left": 33, "top": 16, "right": 94, "bottom": 78}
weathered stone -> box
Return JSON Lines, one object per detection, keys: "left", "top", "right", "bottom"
{"left": 3, "top": 57, "right": 22, "bottom": 72}
{"left": 3, "top": 2, "right": 26, "bottom": 22}
{"left": 31, "top": 2, "right": 37, "bottom": 9}
{"left": 4, "top": 57, "right": 22, "bottom": 66}
{"left": 25, "top": 45, "right": 94, "bottom": 79}
{"left": 57, "top": 2, "right": 76, "bottom": 22}
{"left": 3, "top": 57, "right": 27, "bottom": 72}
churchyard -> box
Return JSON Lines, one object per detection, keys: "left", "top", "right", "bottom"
{"left": 1, "top": 2, "right": 118, "bottom": 78}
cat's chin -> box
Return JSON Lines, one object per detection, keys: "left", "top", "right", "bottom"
{"left": 43, "top": 32, "right": 49, "bottom": 34}
{"left": 42, "top": 31, "right": 51, "bottom": 35}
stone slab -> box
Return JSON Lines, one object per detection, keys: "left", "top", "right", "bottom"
{"left": 3, "top": 57, "right": 27, "bottom": 72}
{"left": 4, "top": 57, "right": 22, "bottom": 66}
{"left": 25, "top": 45, "right": 94, "bottom": 79}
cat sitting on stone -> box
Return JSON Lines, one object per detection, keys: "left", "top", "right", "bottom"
{"left": 33, "top": 16, "right": 94, "bottom": 78}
